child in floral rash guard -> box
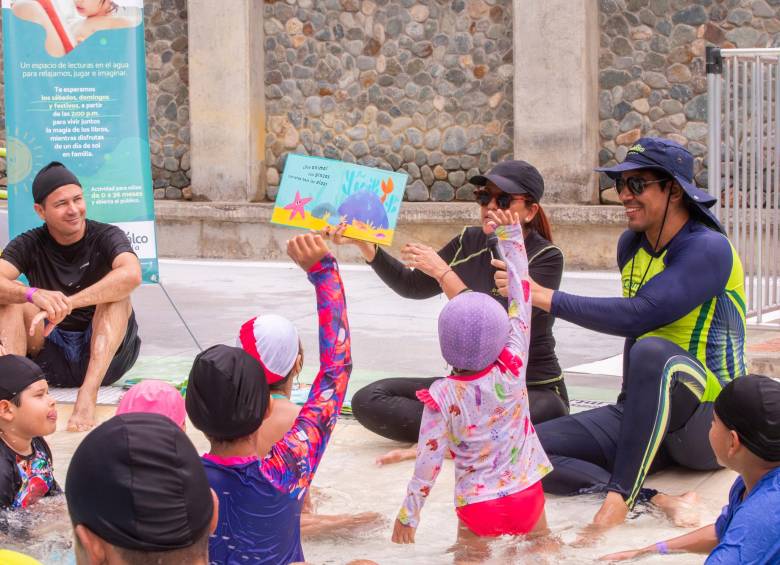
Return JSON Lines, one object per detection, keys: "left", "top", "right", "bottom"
{"left": 393, "top": 212, "right": 552, "bottom": 547}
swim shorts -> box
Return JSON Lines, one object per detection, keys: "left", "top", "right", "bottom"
{"left": 33, "top": 312, "right": 141, "bottom": 388}
{"left": 455, "top": 480, "right": 545, "bottom": 537}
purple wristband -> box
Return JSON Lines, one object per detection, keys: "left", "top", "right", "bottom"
{"left": 25, "top": 287, "right": 38, "bottom": 303}
{"left": 655, "top": 541, "right": 670, "bottom": 555}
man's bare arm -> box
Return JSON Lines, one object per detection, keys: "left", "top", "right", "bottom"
{"left": 0, "top": 259, "right": 72, "bottom": 329}
{"left": 69, "top": 252, "right": 142, "bottom": 309}
{"left": 0, "top": 260, "right": 27, "bottom": 304}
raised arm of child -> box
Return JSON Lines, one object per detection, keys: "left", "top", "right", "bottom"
{"left": 392, "top": 403, "right": 449, "bottom": 544}
{"left": 261, "top": 234, "right": 352, "bottom": 498}
{"left": 491, "top": 210, "right": 531, "bottom": 368}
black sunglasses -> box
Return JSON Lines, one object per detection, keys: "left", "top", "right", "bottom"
{"left": 474, "top": 190, "right": 523, "bottom": 209}
{"left": 614, "top": 176, "right": 672, "bottom": 196}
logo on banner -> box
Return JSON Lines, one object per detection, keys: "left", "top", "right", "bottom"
{"left": 113, "top": 221, "right": 156, "bottom": 259}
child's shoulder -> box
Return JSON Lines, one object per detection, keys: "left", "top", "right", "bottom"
{"left": 428, "top": 375, "right": 462, "bottom": 397}
{"left": 0, "top": 440, "right": 17, "bottom": 476}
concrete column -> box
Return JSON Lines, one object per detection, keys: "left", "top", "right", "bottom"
{"left": 513, "top": 0, "right": 600, "bottom": 204}
{"left": 188, "top": 0, "right": 266, "bottom": 201}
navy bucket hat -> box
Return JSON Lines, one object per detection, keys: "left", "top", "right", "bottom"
{"left": 596, "top": 137, "right": 724, "bottom": 233}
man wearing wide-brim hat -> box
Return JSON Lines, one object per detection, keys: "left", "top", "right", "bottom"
{"left": 496, "top": 137, "right": 747, "bottom": 530}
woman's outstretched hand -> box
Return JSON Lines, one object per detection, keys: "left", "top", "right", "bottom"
{"left": 321, "top": 223, "right": 377, "bottom": 262}
{"left": 400, "top": 242, "right": 449, "bottom": 280}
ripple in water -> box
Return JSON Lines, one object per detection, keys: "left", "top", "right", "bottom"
{"left": 0, "top": 496, "right": 74, "bottom": 565}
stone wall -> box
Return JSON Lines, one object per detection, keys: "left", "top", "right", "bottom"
{"left": 5, "top": 1, "right": 780, "bottom": 202}
{"left": 597, "top": 0, "right": 780, "bottom": 190}
{"left": 262, "top": 0, "right": 515, "bottom": 202}
{"left": 0, "top": 0, "right": 190, "bottom": 199}
{"left": 145, "top": 0, "right": 191, "bottom": 200}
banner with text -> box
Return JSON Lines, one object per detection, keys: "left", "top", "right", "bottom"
{"left": 2, "top": 0, "right": 158, "bottom": 282}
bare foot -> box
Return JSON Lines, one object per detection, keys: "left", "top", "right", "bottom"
{"left": 67, "top": 390, "right": 98, "bottom": 432}
{"left": 529, "top": 534, "right": 562, "bottom": 555}
{"left": 376, "top": 446, "right": 417, "bottom": 466}
{"left": 574, "top": 492, "right": 629, "bottom": 547}
{"left": 592, "top": 492, "right": 629, "bottom": 528}
{"left": 651, "top": 491, "right": 700, "bottom": 527}
{"left": 572, "top": 522, "right": 609, "bottom": 548}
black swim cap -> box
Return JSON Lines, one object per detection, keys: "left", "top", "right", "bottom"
{"left": 32, "top": 161, "right": 81, "bottom": 204}
{"left": 65, "top": 413, "right": 213, "bottom": 551}
{"left": 185, "top": 344, "right": 270, "bottom": 441}
{"left": 0, "top": 355, "right": 45, "bottom": 401}
{"left": 715, "top": 374, "right": 780, "bottom": 462}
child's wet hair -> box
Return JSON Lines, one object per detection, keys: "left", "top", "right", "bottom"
{"left": 268, "top": 339, "right": 303, "bottom": 393}
{"left": 206, "top": 432, "right": 256, "bottom": 447}
{"left": 269, "top": 375, "right": 292, "bottom": 393}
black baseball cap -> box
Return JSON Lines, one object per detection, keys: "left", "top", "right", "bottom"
{"left": 470, "top": 160, "right": 545, "bottom": 202}
{"left": 32, "top": 161, "right": 81, "bottom": 204}
{"left": 66, "top": 413, "right": 214, "bottom": 551}
{"left": 596, "top": 137, "right": 724, "bottom": 233}
{"left": 715, "top": 374, "right": 780, "bottom": 462}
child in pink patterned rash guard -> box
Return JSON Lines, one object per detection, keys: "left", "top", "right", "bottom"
{"left": 392, "top": 210, "right": 553, "bottom": 550}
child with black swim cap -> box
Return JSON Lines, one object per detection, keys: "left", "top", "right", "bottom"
{"left": 0, "top": 355, "right": 60, "bottom": 509}
{"left": 66, "top": 412, "right": 217, "bottom": 565}
{"left": 186, "top": 233, "right": 353, "bottom": 565}
{"left": 602, "top": 374, "right": 780, "bottom": 563}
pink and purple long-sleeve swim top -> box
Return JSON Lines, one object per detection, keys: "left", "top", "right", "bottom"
{"left": 398, "top": 224, "right": 552, "bottom": 529}
{"left": 203, "top": 255, "right": 351, "bottom": 565}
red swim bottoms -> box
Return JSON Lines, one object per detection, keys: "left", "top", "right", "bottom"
{"left": 455, "top": 481, "right": 545, "bottom": 537}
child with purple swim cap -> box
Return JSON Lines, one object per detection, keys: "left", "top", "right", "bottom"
{"left": 392, "top": 210, "right": 553, "bottom": 558}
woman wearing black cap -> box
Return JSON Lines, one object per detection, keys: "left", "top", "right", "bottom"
{"left": 327, "top": 160, "right": 568, "bottom": 452}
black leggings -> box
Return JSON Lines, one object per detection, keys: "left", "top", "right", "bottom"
{"left": 536, "top": 337, "right": 721, "bottom": 508}
{"left": 351, "top": 376, "right": 570, "bottom": 443}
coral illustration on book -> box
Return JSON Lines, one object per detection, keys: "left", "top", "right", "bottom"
{"left": 271, "top": 154, "right": 408, "bottom": 245}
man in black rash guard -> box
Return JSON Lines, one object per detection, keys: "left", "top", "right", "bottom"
{"left": 0, "top": 162, "right": 142, "bottom": 433}
{"left": 327, "top": 160, "right": 568, "bottom": 446}
{"left": 497, "top": 138, "right": 747, "bottom": 533}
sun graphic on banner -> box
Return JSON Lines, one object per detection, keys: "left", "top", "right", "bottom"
{"left": 6, "top": 129, "right": 45, "bottom": 200}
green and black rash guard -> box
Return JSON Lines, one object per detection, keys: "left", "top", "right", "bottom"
{"left": 551, "top": 220, "right": 746, "bottom": 401}
{"left": 369, "top": 226, "right": 564, "bottom": 386}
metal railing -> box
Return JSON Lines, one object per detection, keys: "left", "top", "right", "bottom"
{"left": 707, "top": 47, "right": 780, "bottom": 324}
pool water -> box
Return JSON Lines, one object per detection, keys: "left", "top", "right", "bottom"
{"left": 1, "top": 404, "right": 733, "bottom": 565}
{"left": 0, "top": 264, "right": 734, "bottom": 564}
